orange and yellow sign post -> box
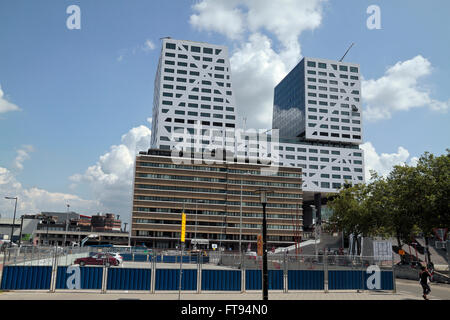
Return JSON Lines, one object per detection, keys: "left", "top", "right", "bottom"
{"left": 257, "top": 234, "right": 263, "bottom": 256}
{"left": 181, "top": 212, "right": 186, "bottom": 243}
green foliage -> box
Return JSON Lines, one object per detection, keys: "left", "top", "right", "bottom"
{"left": 328, "top": 149, "right": 450, "bottom": 251}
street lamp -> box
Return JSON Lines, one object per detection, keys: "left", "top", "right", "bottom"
{"left": 5, "top": 196, "right": 18, "bottom": 247}
{"left": 255, "top": 188, "right": 269, "bottom": 301}
{"left": 18, "top": 215, "right": 25, "bottom": 247}
{"left": 310, "top": 205, "right": 318, "bottom": 258}
{"left": 64, "top": 204, "right": 70, "bottom": 246}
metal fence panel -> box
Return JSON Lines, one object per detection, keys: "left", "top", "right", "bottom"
{"left": 107, "top": 268, "right": 151, "bottom": 291}
{"left": 245, "top": 270, "right": 284, "bottom": 290}
{"left": 328, "top": 270, "right": 363, "bottom": 290}
{"left": 288, "top": 270, "right": 324, "bottom": 290}
{"left": 155, "top": 269, "right": 197, "bottom": 290}
{"left": 121, "top": 253, "right": 133, "bottom": 261}
{"left": 0, "top": 266, "right": 52, "bottom": 290}
{"left": 55, "top": 266, "right": 103, "bottom": 290}
{"left": 201, "top": 270, "right": 241, "bottom": 291}
{"left": 133, "top": 254, "right": 148, "bottom": 262}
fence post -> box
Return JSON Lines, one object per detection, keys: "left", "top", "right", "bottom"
{"left": 392, "top": 257, "right": 396, "bottom": 294}
{"left": 283, "top": 252, "right": 288, "bottom": 293}
{"left": 241, "top": 253, "right": 245, "bottom": 293}
{"left": 101, "top": 265, "right": 107, "bottom": 294}
{"left": 324, "top": 251, "right": 328, "bottom": 293}
{"left": 151, "top": 253, "right": 156, "bottom": 294}
{"left": 49, "top": 247, "right": 58, "bottom": 293}
{"left": 359, "top": 256, "right": 364, "bottom": 293}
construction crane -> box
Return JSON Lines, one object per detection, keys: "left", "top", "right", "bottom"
{"left": 339, "top": 43, "right": 355, "bottom": 62}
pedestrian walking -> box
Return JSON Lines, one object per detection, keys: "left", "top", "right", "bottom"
{"left": 419, "top": 265, "right": 432, "bottom": 300}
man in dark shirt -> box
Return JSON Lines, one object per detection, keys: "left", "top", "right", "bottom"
{"left": 419, "top": 266, "right": 432, "bottom": 300}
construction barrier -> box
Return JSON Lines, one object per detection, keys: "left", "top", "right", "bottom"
{"left": 56, "top": 266, "right": 103, "bottom": 290}
{"left": 155, "top": 269, "right": 197, "bottom": 290}
{"left": 288, "top": 270, "right": 324, "bottom": 290}
{"left": 245, "top": 270, "right": 284, "bottom": 290}
{"left": 107, "top": 268, "right": 151, "bottom": 291}
{"left": 0, "top": 266, "right": 52, "bottom": 290}
{"left": 328, "top": 270, "right": 394, "bottom": 290}
{"left": 0, "top": 250, "right": 396, "bottom": 294}
{"left": 201, "top": 270, "right": 241, "bottom": 291}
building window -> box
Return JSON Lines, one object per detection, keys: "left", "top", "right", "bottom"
{"left": 165, "top": 43, "right": 176, "bottom": 49}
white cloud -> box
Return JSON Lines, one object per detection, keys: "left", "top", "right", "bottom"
{"left": 230, "top": 33, "right": 289, "bottom": 128}
{"left": 0, "top": 85, "right": 21, "bottom": 114}
{"left": 189, "top": 0, "right": 326, "bottom": 129}
{"left": 70, "top": 125, "right": 151, "bottom": 223}
{"left": 360, "top": 142, "right": 419, "bottom": 180}
{"left": 0, "top": 166, "right": 99, "bottom": 218}
{"left": 362, "top": 55, "right": 449, "bottom": 121}
{"left": 190, "top": 0, "right": 246, "bottom": 40}
{"left": 144, "top": 39, "right": 156, "bottom": 51}
{"left": 13, "top": 145, "right": 34, "bottom": 170}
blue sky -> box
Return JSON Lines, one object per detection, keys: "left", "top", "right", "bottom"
{"left": 0, "top": 0, "right": 449, "bottom": 224}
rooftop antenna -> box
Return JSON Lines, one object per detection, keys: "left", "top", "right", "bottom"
{"left": 339, "top": 43, "right": 355, "bottom": 62}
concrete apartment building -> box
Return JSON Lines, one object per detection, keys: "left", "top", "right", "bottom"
{"left": 131, "top": 149, "right": 303, "bottom": 250}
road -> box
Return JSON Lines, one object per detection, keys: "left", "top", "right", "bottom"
{"left": 395, "top": 279, "right": 450, "bottom": 300}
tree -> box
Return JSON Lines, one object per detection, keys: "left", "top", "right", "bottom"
{"left": 327, "top": 149, "right": 449, "bottom": 264}
{"left": 327, "top": 182, "right": 373, "bottom": 255}
{"left": 413, "top": 149, "right": 450, "bottom": 263}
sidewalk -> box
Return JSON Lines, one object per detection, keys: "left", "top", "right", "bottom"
{"left": 0, "top": 290, "right": 421, "bottom": 300}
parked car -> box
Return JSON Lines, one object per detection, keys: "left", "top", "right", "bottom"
{"left": 74, "top": 253, "right": 119, "bottom": 267}
{"left": 108, "top": 252, "right": 123, "bottom": 264}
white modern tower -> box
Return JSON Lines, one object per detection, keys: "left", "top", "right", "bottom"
{"left": 151, "top": 38, "right": 237, "bottom": 153}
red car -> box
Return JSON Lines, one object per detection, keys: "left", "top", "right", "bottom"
{"left": 74, "top": 253, "right": 119, "bottom": 267}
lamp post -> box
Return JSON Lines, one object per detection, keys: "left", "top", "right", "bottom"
{"left": 64, "top": 204, "right": 70, "bottom": 246}
{"left": 255, "top": 188, "right": 269, "bottom": 301}
{"left": 18, "top": 215, "right": 24, "bottom": 247}
{"left": 5, "top": 196, "right": 18, "bottom": 247}
{"left": 239, "top": 117, "right": 247, "bottom": 255}
{"left": 310, "top": 205, "right": 318, "bottom": 258}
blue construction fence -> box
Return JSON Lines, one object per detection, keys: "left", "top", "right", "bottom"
{"left": 1, "top": 266, "right": 395, "bottom": 292}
